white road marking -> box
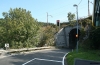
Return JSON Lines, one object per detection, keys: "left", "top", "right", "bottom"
{"left": 62, "top": 52, "right": 69, "bottom": 65}
{"left": 35, "top": 58, "right": 62, "bottom": 63}
{"left": 22, "top": 59, "right": 35, "bottom": 65}
{"left": 22, "top": 58, "right": 62, "bottom": 65}
{"left": 22, "top": 52, "right": 69, "bottom": 65}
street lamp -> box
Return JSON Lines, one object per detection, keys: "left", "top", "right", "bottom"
{"left": 73, "top": 4, "right": 79, "bottom": 52}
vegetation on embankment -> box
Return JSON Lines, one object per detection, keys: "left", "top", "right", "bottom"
{"left": 66, "top": 27, "right": 100, "bottom": 65}
{"left": 0, "top": 8, "right": 56, "bottom": 49}
{"left": 66, "top": 16, "right": 100, "bottom": 65}
{"left": 66, "top": 48, "right": 100, "bottom": 65}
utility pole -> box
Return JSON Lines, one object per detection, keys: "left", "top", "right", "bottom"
{"left": 47, "top": 12, "right": 48, "bottom": 26}
{"left": 88, "top": 0, "right": 93, "bottom": 16}
{"left": 88, "top": 0, "right": 90, "bottom": 16}
{"left": 47, "top": 12, "right": 52, "bottom": 26}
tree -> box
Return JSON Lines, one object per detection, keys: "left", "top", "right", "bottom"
{"left": 1, "top": 8, "right": 39, "bottom": 48}
{"left": 67, "top": 12, "right": 75, "bottom": 26}
{"left": 37, "top": 25, "right": 56, "bottom": 47}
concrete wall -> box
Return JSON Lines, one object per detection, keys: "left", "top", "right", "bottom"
{"left": 55, "top": 28, "right": 66, "bottom": 47}
{"left": 55, "top": 25, "right": 81, "bottom": 48}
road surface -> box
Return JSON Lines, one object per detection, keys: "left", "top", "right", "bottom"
{"left": 0, "top": 48, "right": 70, "bottom": 65}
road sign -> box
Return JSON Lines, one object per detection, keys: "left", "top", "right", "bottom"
{"left": 5, "top": 43, "right": 9, "bottom": 47}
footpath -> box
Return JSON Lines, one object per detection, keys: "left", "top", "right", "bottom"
{"left": 0, "top": 46, "right": 55, "bottom": 59}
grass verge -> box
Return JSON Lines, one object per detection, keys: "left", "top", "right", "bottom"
{"left": 66, "top": 49, "right": 100, "bottom": 65}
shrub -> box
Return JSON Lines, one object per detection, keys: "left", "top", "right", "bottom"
{"left": 79, "top": 38, "right": 92, "bottom": 50}
{"left": 80, "top": 28, "right": 86, "bottom": 40}
{"left": 89, "top": 28, "right": 100, "bottom": 50}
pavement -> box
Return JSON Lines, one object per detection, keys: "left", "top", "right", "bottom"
{"left": 0, "top": 47, "right": 71, "bottom": 65}
{"left": 0, "top": 47, "right": 55, "bottom": 59}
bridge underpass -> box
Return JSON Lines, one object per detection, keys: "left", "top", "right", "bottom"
{"left": 69, "top": 28, "right": 80, "bottom": 49}
{"left": 55, "top": 26, "right": 81, "bottom": 49}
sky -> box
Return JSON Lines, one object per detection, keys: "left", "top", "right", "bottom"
{"left": 0, "top": 0, "right": 93, "bottom": 24}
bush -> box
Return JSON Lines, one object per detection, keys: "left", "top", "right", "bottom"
{"left": 89, "top": 28, "right": 100, "bottom": 50}
{"left": 80, "top": 28, "right": 86, "bottom": 40}
{"left": 79, "top": 38, "right": 92, "bottom": 50}
{"left": 80, "top": 27, "right": 100, "bottom": 50}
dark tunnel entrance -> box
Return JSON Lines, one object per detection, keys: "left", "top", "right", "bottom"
{"left": 69, "top": 28, "right": 80, "bottom": 49}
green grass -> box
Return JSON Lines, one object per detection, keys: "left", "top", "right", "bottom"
{"left": 66, "top": 49, "right": 100, "bottom": 65}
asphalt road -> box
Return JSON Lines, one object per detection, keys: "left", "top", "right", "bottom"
{"left": 0, "top": 48, "right": 71, "bottom": 65}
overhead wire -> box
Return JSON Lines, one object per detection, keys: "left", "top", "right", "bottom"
{"left": 38, "top": 0, "right": 92, "bottom": 23}
{"left": 35, "top": 3, "right": 73, "bottom": 16}
{"left": 39, "top": 2, "right": 88, "bottom": 19}
{"left": 35, "top": 1, "right": 77, "bottom": 19}
{"left": 58, "top": 3, "right": 89, "bottom": 22}
{"left": 78, "top": 0, "right": 82, "bottom": 5}
{"left": 56, "top": 0, "right": 93, "bottom": 23}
